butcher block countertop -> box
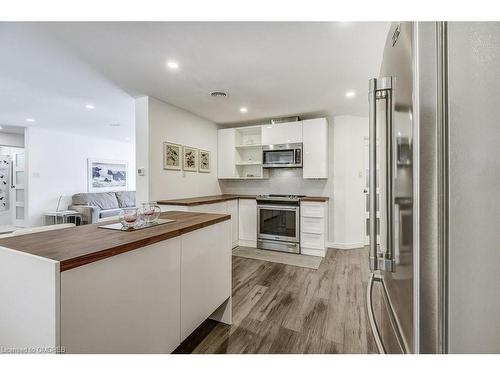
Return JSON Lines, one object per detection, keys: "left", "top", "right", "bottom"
{"left": 0, "top": 211, "right": 230, "bottom": 272}
{"left": 157, "top": 194, "right": 328, "bottom": 206}
{"left": 157, "top": 194, "right": 257, "bottom": 206}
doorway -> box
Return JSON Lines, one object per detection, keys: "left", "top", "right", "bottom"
{"left": 0, "top": 127, "right": 26, "bottom": 232}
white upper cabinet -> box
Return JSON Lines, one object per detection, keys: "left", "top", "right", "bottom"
{"left": 302, "top": 118, "right": 328, "bottom": 179}
{"left": 261, "top": 121, "right": 303, "bottom": 145}
{"left": 217, "top": 128, "right": 236, "bottom": 178}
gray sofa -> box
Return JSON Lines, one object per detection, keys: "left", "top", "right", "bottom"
{"left": 69, "top": 191, "right": 136, "bottom": 224}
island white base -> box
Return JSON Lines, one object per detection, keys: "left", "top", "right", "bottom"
{"left": 0, "top": 220, "right": 232, "bottom": 354}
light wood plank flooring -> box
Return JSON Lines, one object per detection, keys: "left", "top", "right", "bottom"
{"left": 174, "top": 247, "right": 376, "bottom": 354}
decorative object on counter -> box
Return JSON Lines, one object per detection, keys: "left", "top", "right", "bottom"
{"left": 0, "top": 155, "right": 10, "bottom": 211}
{"left": 163, "top": 142, "right": 182, "bottom": 170}
{"left": 87, "top": 158, "right": 128, "bottom": 192}
{"left": 198, "top": 149, "right": 211, "bottom": 173}
{"left": 119, "top": 207, "right": 141, "bottom": 229}
{"left": 141, "top": 201, "right": 161, "bottom": 224}
{"left": 99, "top": 218, "right": 176, "bottom": 232}
{"left": 182, "top": 146, "right": 198, "bottom": 172}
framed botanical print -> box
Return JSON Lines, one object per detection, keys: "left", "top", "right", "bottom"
{"left": 198, "top": 149, "right": 211, "bottom": 173}
{"left": 163, "top": 142, "right": 182, "bottom": 170}
{"left": 182, "top": 146, "right": 198, "bottom": 172}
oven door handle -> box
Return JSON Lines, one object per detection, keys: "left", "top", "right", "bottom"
{"left": 257, "top": 205, "right": 299, "bottom": 211}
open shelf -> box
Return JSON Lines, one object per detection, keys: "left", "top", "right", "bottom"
{"left": 235, "top": 161, "right": 262, "bottom": 166}
{"left": 235, "top": 144, "right": 263, "bottom": 149}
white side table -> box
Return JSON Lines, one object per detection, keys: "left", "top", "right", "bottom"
{"left": 44, "top": 210, "right": 83, "bottom": 226}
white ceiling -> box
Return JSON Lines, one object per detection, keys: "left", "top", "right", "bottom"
{"left": 0, "top": 22, "right": 389, "bottom": 139}
{"left": 0, "top": 23, "right": 135, "bottom": 142}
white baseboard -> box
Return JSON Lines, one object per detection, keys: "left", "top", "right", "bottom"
{"left": 327, "top": 241, "right": 366, "bottom": 250}
{"left": 238, "top": 240, "right": 256, "bottom": 248}
{"left": 301, "top": 247, "right": 326, "bottom": 257}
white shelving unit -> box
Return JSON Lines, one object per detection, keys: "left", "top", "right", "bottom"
{"left": 218, "top": 126, "right": 269, "bottom": 180}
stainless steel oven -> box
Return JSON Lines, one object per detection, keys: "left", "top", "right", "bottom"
{"left": 262, "top": 143, "right": 302, "bottom": 168}
{"left": 256, "top": 195, "right": 303, "bottom": 254}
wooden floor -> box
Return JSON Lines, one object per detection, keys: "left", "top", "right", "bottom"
{"left": 174, "top": 247, "right": 376, "bottom": 354}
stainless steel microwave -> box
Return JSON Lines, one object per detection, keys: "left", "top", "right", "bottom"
{"left": 262, "top": 143, "right": 303, "bottom": 168}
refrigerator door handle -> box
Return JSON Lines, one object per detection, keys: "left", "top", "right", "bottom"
{"left": 368, "top": 77, "right": 395, "bottom": 272}
{"left": 367, "top": 273, "right": 386, "bottom": 354}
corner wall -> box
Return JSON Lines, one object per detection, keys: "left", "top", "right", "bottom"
{"left": 135, "top": 96, "right": 221, "bottom": 202}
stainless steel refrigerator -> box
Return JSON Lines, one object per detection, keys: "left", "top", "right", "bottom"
{"left": 366, "top": 22, "right": 500, "bottom": 354}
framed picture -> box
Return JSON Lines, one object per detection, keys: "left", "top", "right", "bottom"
{"left": 182, "top": 146, "right": 198, "bottom": 172}
{"left": 198, "top": 149, "right": 211, "bottom": 173}
{"left": 163, "top": 142, "right": 182, "bottom": 170}
{"left": 87, "top": 158, "right": 128, "bottom": 192}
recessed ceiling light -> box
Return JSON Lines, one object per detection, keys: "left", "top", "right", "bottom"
{"left": 166, "top": 61, "right": 179, "bottom": 70}
{"left": 26, "top": 118, "right": 35, "bottom": 122}
{"left": 110, "top": 123, "right": 121, "bottom": 127}
{"left": 240, "top": 107, "right": 248, "bottom": 113}
{"left": 85, "top": 104, "right": 95, "bottom": 110}
{"left": 345, "top": 91, "right": 356, "bottom": 98}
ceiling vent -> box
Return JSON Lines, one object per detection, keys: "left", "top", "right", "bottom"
{"left": 210, "top": 91, "right": 228, "bottom": 98}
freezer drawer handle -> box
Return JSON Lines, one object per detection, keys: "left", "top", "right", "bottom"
{"left": 367, "top": 273, "right": 408, "bottom": 354}
{"left": 367, "top": 273, "right": 386, "bottom": 354}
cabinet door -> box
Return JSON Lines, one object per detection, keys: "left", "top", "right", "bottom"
{"left": 217, "top": 128, "right": 236, "bottom": 178}
{"left": 180, "top": 221, "right": 231, "bottom": 341}
{"left": 226, "top": 199, "right": 239, "bottom": 248}
{"left": 238, "top": 199, "right": 257, "bottom": 246}
{"left": 188, "top": 202, "right": 226, "bottom": 214}
{"left": 261, "top": 122, "right": 303, "bottom": 145}
{"left": 303, "top": 118, "right": 328, "bottom": 179}
{"left": 61, "top": 238, "right": 181, "bottom": 353}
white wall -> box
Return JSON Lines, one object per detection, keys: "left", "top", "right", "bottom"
{"left": 219, "top": 115, "right": 368, "bottom": 248}
{"left": 26, "top": 127, "right": 135, "bottom": 227}
{"left": 0, "top": 132, "right": 24, "bottom": 148}
{"left": 331, "top": 115, "right": 368, "bottom": 248}
{"left": 135, "top": 96, "right": 221, "bottom": 202}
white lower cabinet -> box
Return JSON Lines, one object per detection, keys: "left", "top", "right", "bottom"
{"left": 160, "top": 200, "right": 239, "bottom": 248}
{"left": 188, "top": 202, "right": 226, "bottom": 214}
{"left": 60, "top": 221, "right": 232, "bottom": 354}
{"left": 226, "top": 199, "right": 239, "bottom": 248}
{"left": 238, "top": 199, "right": 257, "bottom": 247}
{"left": 61, "top": 238, "right": 182, "bottom": 353}
{"left": 300, "top": 201, "right": 328, "bottom": 257}
{"left": 180, "top": 222, "right": 232, "bottom": 341}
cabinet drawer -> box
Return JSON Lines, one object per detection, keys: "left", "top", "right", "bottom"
{"left": 300, "top": 232, "right": 325, "bottom": 250}
{"left": 301, "top": 203, "right": 325, "bottom": 218}
{"left": 300, "top": 217, "right": 324, "bottom": 234}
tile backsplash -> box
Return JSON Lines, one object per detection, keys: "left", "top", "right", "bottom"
{"left": 218, "top": 168, "right": 330, "bottom": 196}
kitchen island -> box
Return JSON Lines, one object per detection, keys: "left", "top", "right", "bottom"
{"left": 0, "top": 211, "right": 232, "bottom": 353}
